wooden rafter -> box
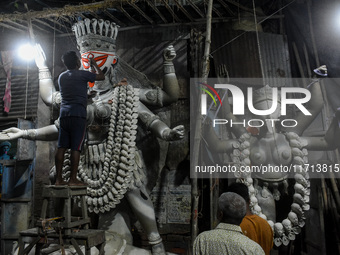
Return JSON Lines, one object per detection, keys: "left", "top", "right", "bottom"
{"left": 89, "top": 11, "right": 102, "bottom": 20}
{"left": 204, "top": 0, "right": 222, "bottom": 17}
{"left": 117, "top": 5, "right": 141, "bottom": 25}
{"left": 128, "top": 1, "right": 154, "bottom": 24}
{"left": 0, "top": 22, "right": 25, "bottom": 33}
{"left": 186, "top": 0, "right": 205, "bottom": 18}
{"left": 145, "top": 0, "right": 168, "bottom": 23}
{"left": 57, "top": 16, "right": 73, "bottom": 26}
{"left": 225, "top": 0, "right": 261, "bottom": 15}
{"left": 0, "top": 0, "right": 126, "bottom": 22}
{"left": 4, "top": 20, "right": 29, "bottom": 32}
{"left": 173, "top": 0, "right": 195, "bottom": 22}
{"left": 32, "top": 18, "right": 64, "bottom": 34}
{"left": 216, "top": 0, "right": 235, "bottom": 16}
{"left": 103, "top": 10, "right": 126, "bottom": 27}
{"left": 48, "top": 18, "right": 70, "bottom": 32}
{"left": 160, "top": 0, "right": 181, "bottom": 23}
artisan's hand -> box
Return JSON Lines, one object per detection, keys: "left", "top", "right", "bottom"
{"left": 90, "top": 58, "right": 97, "bottom": 67}
{"left": 34, "top": 43, "right": 48, "bottom": 69}
{"left": 163, "top": 125, "right": 185, "bottom": 141}
{"left": 90, "top": 58, "right": 105, "bottom": 80}
{"left": 163, "top": 45, "right": 176, "bottom": 62}
{"left": 0, "top": 127, "right": 24, "bottom": 140}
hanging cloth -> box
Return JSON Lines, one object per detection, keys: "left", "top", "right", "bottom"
{"left": 1, "top": 51, "right": 13, "bottom": 113}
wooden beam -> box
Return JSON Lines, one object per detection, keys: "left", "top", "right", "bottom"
{"left": 4, "top": 19, "right": 30, "bottom": 31}
{"left": 32, "top": 18, "right": 64, "bottom": 34}
{"left": 58, "top": 16, "right": 73, "bottom": 26}
{"left": 187, "top": 0, "right": 205, "bottom": 18}
{"left": 49, "top": 18, "right": 71, "bottom": 32}
{"left": 89, "top": 11, "right": 102, "bottom": 20}
{"left": 173, "top": 0, "right": 195, "bottom": 22}
{"left": 128, "top": 1, "right": 154, "bottom": 24}
{"left": 0, "top": 0, "right": 127, "bottom": 22}
{"left": 117, "top": 5, "right": 141, "bottom": 25}
{"left": 216, "top": 0, "right": 235, "bottom": 16}
{"left": 103, "top": 10, "right": 126, "bottom": 27}
{"left": 224, "top": 0, "right": 254, "bottom": 13}
{"left": 160, "top": 0, "right": 181, "bottom": 23}
{"left": 0, "top": 22, "right": 26, "bottom": 33}
{"left": 145, "top": 0, "right": 168, "bottom": 23}
{"left": 204, "top": 0, "right": 222, "bottom": 17}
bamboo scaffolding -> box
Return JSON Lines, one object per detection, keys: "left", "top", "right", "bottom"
{"left": 191, "top": 0, "right": 213, "bottom": 251}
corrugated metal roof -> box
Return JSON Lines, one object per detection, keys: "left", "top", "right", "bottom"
{"left": 0, "top": 73, "right": 39, "bottom": 122}
{"left": 211, "top": 27, "right": 292, "bottom": 87}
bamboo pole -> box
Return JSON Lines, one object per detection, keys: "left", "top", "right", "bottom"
{"left": 292, "top": 42, "right": 307, "bottom": 88}
{"left": 201, "top": 0, "right": 213, "bottom": 79}
{"left": 303, "top": 43, "right": 312, "bottom": 78}
{"left": 307, "top": 0, "right": 331, "bottom": 120}
{"left": 191, "top": 0, "right": 214, "bottom": 251}
{"left": 318, "top": 181, "right": 327, "bottom": 255}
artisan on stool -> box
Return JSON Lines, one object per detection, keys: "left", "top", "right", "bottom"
{"left": 18, "top": 185, "right": 105, "bottom": 255}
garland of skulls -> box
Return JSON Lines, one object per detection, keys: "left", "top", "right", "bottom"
{"left": 231, "top": 132, "right": 311, "bottom": 246}
{"left": 61, "top": 84, "right": 141, "bottom": 214}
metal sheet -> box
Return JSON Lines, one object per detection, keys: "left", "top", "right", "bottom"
{"left": 16, "top": 119, "right": 35, "bottom": 161}
{"left": 211, "top": 27, "right": 292, "bottom": 87}
{"left": 1, "top": 161, "right": 33, "bottom": 200}
{"left": 1, "top": 202, "right": 30, "bottom": 236}
{"left": 0, "top": 73, "right": 39, "bottom": 121}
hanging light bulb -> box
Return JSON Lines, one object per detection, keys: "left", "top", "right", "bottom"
{"left": 18, "top": 43, "right": 35, "bottom": 61}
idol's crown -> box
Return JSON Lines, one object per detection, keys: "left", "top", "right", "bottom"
{"left": 72, "top": 18, "right": 119, "bottom": 53}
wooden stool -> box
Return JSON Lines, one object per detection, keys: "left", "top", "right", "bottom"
{"left": 17, "top": 185, "right": 105, "bottom": 255}
{"left": 39, "top": 185, "right": 91, "bottom": 234}
{"left": 18, "top": 228, "right": 105, "bottom": 255}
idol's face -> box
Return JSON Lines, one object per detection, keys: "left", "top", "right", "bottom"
{"left": 81, "top": 50, "right": 118, "bottom": 90}
{"left": 81, "top": 51, "right": 118, "bottom": 74}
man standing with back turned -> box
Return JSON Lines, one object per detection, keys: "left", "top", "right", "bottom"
{"left": 55, "top": 51, "right": 104, "bottom": 186}
{"left": 193, "top": 192, "right": 265, "bottom": 255}
{"left": 227, "top": 182, "right": 273, "bottom": 255}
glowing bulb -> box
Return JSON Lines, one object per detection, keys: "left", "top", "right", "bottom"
{"left": 18, "top": 43, "right": 35, "bottom": 61}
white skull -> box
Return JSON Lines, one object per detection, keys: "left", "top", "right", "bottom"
{"left": 288, "top": 212, "right": 299, "bottom": 225}
{"left": 294, "top": 173, "right": 308, "bottom": 187}
{"left": 246, "top": 177, "right": 253, "bottom": 185}
{"left": 267, "top": 220, "right": 274, "bottom": 232}
{"left": 90, "top": 188, "right": 97, "bottom": 197}
{"left": 274, "top": 222, "right": 284, "bottom": 236}
{"left": 242, "top": 149, "right": 250, "bottom": 156}
{"left": 282, "top": 219, "right": 292, "bottom": 232}
{"left": 293, "top": 193, "right": 305, "bottom": 206}
{"left": 286, "top": 132, "right": 299, "bottom": 140}
{"left": 294, "top": 183, "right": 306, "bottom": 196}
{"left": 291, "top": 147, "right": 304, "bottom": 157}
{"left": 87, "top": 197, "right": 93, "bottom": 205}
{"left": 253, "top": 204, "right": 262, "bottom": 214}
{"left": 259, "top": 213, "right": 267, "bottom": 220}
{"left": 98, "top": 197, "right": 103, "bottom": 206}
{"left": 291, "top": 203, "right": 303, "bottom": 217}
{"left": 248, "top": 185, "right": 255, "bottom": 195}
{"left": 250, "top": 195, "right": 258, "bottom": 207}
{"left": 92, "top": 197, "right": 98, "bottom": 207}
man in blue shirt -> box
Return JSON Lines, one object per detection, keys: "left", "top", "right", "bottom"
{"left": 56, "top": 51, "right": 104, "bottom": 186}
